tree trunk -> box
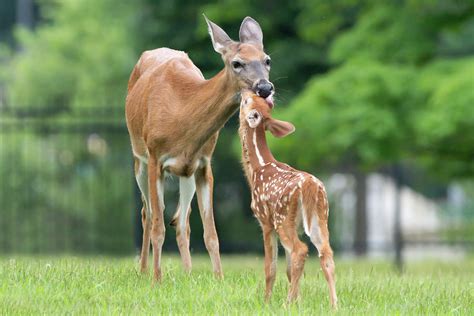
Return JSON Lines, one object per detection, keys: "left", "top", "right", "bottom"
{"left": 354, "top": 171, "right": 367, "bottom": 255}
{"left": 16, "top": 0, "right": 34, "bottom": 29}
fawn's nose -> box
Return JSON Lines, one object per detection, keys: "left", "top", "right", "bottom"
{"left": 255, "top": 79, "right": 274, "bottom": 99}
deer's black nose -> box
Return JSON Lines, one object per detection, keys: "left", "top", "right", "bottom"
{"left": 255, "top": 80, "right": 273, "bottom": 99}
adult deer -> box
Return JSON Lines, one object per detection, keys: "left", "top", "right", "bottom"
{"left": 125, "top": 16, "right": 274, "bottom": 281}
{"left": 238, "top": 91, "right": 337, "bottom": 308}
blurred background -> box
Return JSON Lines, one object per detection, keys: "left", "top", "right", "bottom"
{"left": 0, "top": 0, "right": 473, "bottom": 267}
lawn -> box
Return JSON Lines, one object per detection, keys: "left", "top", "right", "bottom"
{"left": 0, "top": 254, "right": 472, "bottom": 315}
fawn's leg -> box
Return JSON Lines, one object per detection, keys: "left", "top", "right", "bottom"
{"left": 285, "top": 248, "right": 292, "bottom": 282}
{"left": 307, "top": 216, "right": 337, "bottom": 309}
{"left": 279, "top": 227, "right": 308, "bottom": 302}
{"left": 263, "top": 228, "right": 278, "bottom": 302}
{"left": 195, "top": 163, "right": 223, "bottom": 277}
{"left": 148, "top": 153, "right": 165, "bottom": 282}
{"left": 175, "top": 175, "right": 195, "bottom": 274}
{"left": 134, "top": 157, "right": 151, "bottom": 273}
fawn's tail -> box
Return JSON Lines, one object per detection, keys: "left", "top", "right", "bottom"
{"left": 300, "top": 178, "right": 332, "bottom": 257}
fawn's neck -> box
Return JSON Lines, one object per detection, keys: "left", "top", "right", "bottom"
{"left": 239, "top": 123, "right": 275, "bottom": 186}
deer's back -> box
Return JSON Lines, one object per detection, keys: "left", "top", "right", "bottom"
{"left": 125, "top": 48, "right": 207, "bottom": 159}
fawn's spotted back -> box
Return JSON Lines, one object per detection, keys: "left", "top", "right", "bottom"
{"left": 251, "top": 161, "right": 327, "bottom": 230}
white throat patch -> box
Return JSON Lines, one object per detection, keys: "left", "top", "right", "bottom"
{"left": 253, "top": 129, "right": 265, "bottom": 166}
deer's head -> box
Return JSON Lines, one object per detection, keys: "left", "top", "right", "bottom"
{"left": 240, "top": 90, "right": 295, "bottom": 138}
{"left": 205, "top": 16, "right": 274, "bottom": 104}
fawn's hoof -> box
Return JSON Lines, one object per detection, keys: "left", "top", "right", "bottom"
{"left": 152, "top": 270, "right": 162, "bottom": 284}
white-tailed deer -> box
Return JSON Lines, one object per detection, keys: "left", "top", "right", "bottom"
{"left": 125, "top": 16, "right": 274, "bottom": 281}
{"left": 238, "top": 91, "right": 337, "bottom": 308}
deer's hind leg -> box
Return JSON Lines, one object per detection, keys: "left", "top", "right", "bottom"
{"left": 134, "top": 157, "right": 151, "bottom": 273}
{"left": 170, "top": 175, "right": 195, "bottom": 274}
{"left": 195, "top": 162, "right": 223, "bottom": 278}
{"left": 148, "top": 153, "right": 166, "bottom": 282}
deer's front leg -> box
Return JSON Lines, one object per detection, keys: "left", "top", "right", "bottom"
{"left": 263, "top": 228, "right": 278, "bottom": 302}
{"left": 148, "top": 153, "right": 165, "bottom": 282}
{"left": 195, "top": 163, "right": 223, "bottom": 278}
{"left": 175, "top": 175, "right": 195, "bottom": 274}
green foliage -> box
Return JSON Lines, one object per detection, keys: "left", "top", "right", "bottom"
{"left": 330, "top": 1, "right": 474, "bottom": 65}
{"left": 296, "top": 0, "right": 369, "bottom": 46}
{"left": 267, "top": 0, "right": 474, "bottom": 180}
{"left": 414, "top": 57, "right": 474, "bottom": 178}
{"left": 1, "top": 0, "right": 474, "bottom": 255}
{"left": 6, "top": 0, "right": 138, "bottom": 111}
{"left": 330, "top": 5, "right": 434, "bottom": 64}
{"left": 0, "top": 256, "right": 473, "bottom": 314}
{"left": 269, "top": 60, "right": 415, "bottom": 171}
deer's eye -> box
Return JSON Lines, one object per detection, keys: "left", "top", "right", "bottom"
{"left": 232, "top": 61, "right": 243, "bottom": 70}
{"left": 265, "top": 58, "right": 271, "bottom": 66}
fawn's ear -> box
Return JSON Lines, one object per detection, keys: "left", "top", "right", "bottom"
{"left": 265, "top": 118, "right": 295, "bottom": 138}
{"left": 246, "top": 109, "right": 262, "bottom": 128}
{"left": 204, "top": 15, "right": 233, "bottom": 54}
{"left": 241, "top": 97, "right": 253, "bottom": 108}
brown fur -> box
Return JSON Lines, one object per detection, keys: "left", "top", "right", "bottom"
{"left": 238, "top": 92, "right": 338, "bottom": 308}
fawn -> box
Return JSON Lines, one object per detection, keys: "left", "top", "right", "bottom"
{"left": 238, "top": 90, "right": 337, "bottom": 307}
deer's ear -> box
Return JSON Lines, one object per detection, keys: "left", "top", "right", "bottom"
{"left": 239, "top": 16, "right": 263, "bottom": 48}
{"left": 204, "top": 15, "right": 233, "bottom": 54}
{"left": 265, "top": 118, "right": 295, "bottom": 138}
{"left": 246, "top": 110, "right": 262, "bottom": 128}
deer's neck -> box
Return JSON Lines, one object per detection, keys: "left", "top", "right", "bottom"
{"left": 196, "top": 68, "right": 238, "bottom": 109}
{"left": 184, "top": 69, "right": 239, "bottom": 155}
{"left": 239, "top": 122, "right": 275, "bottom": 186}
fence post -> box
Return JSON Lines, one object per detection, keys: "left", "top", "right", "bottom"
{"left": 354, "top": 171, "right": 368, "bottom": 256}
{"left": 392, "top": 165, "right": 404, "bottom": 273}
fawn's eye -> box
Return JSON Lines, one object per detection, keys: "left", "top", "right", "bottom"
{"left": 265, "top": 58, "right": 271, "bottom": 67}
{"left": 232, "top": 61, "right": 243, "bottom": 70}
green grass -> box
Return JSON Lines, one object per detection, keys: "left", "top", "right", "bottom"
{"left": 0, "top": 255, "right": 472, "bottom": 315}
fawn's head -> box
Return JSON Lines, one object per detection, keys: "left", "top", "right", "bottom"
{"left": 240, "top": 90, "right": 295, "bottom": 138}
{"left": 205, "top": 16, "right": 274, "bottom": 103}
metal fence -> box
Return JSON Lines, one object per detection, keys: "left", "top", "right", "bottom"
{"left": 1, "top": 106, "right": 472, "bottom": 266}
{"left": 0, "top": 107, "right": 137, "bottom": 254}
{"left": 0, "top": 106, "right": 264, "bottom": 255}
